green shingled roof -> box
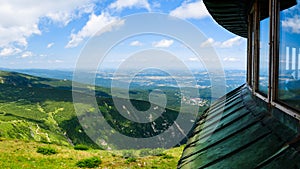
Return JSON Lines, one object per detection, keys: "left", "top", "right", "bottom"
{"left": 178, "top": 85, "right": 300, "bottom": 169}
{"left": 203, "top": 0, "right": 297, "bottom": 38}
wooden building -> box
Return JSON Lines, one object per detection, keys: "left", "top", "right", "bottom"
{"left": 178, "top": 0, "right": 300, "bottom": 168}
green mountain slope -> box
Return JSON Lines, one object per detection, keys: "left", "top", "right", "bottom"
{"left": 0, "top": 71, "right": 96, "bottom": 147}
{"left": 0, "top": 71, "right": 196, "bottom": 149}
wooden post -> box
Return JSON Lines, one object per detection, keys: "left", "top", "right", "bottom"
{"left": 253, "top": 0, "right": 260, "bottom": 92}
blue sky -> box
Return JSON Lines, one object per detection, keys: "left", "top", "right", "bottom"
{"left": 0, "top": 0, "right": 247, "bottom": 70}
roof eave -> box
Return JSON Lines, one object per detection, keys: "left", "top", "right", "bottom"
{"left": 203, "top": 0, "right": 297, "bottom": 38}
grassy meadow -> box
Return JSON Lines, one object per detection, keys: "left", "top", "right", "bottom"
{"left": 0, "top": 137, "right": 183, "bottom": 169}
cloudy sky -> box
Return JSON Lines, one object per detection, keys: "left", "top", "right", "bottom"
{"left": 0, "top": 0, "right": 247, "bottom": 70}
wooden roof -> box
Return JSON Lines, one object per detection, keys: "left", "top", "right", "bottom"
{"left": 203, "top": 0, "right": 297, "bottom": 38}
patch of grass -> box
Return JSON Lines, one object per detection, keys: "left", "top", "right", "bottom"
{"left": 139, "top": 148, "right": 152, "bottom": 157}
{"left": 122, "top": 150, "right": 136, "bottom": 159}
{"left": 150, "top": 148, "right": 165, "bottom": 156}
{"left": 162, "top": 154, "right": 174, "bottom": 159}
{"left": 76, "top": 156, "right": 102, "bottom": 168}
{"left": 125, "top": 157, "right": 137, "bottom": 164}
{"left": 74, "top": 144, "right": 89, "bottom": 151}
{"left": 36, "top": 146, "right": 57, "bottom": 155}
{"left": 139, "top": 148, "right": 165, "bottom": 157}
{"left": 0, "top": 137, "right": 184, "bottom": 168}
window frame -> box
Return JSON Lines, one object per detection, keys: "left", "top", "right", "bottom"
{"left": 247, "top": 6, "right": 255, "bottom": 87}
{"left": 273, "top": 0, "right": 300, "bottom": 116}
{"left": 257, "top": 2, "right": 271, "bottom": 97}
{"left": 248, "top": 0, "right": 270, "bottom": 102}
{"left": 247, "top": 0, "right": 300, "bottom": 120}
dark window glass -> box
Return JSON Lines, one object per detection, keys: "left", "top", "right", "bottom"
{"left": 278, "top": 1, "right": 300, "bottom": 110}
{"left": 259, "top": 17, "right": 270, "bottom": 95}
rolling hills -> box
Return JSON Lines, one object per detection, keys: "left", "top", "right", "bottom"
{"left": 0, "top": 70, "right": 199, "bottom": 149}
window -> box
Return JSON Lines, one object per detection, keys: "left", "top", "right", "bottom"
{"left": 247, "top": 0, "right": 300, "bottom": 117}
{"left": 278, "top": 1, "right": 300, "bottom": 110}
{"left": 259, "top": 17, "right": 270, "bottom": 95}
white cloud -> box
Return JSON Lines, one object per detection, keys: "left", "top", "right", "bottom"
{"left": 46, "top": 3, "right": 94, "bottom": 26}
{"left": 0, "top": 23, "right": 40, "bottom": 48}
{"left": 152, "top": 1, "right": 161, "bottom": 9}
{"left": 188, "top": 57, "right": 198, "bottom": 61}
{"left": 201, "top": 37, "right": 244, "bottom": 48}
{"left": 47, "top": 59, "right": 63, "bottom": 64}
{"left": 0, "top": 0, "right": 94, "bottom": 48}
{"left": 282, "top": 15, "right": 300, "bottom": 34}
{"left": 95, "top": 19, "right": 125, "bottom": 36}
{"left": 200, "top": 38, "right": 215, "bottom": 47}
{"left": 130, "top": 41, "right": 143, "bottom": 46}
{"left": 0, "top": 47, "right": 21, "bottom": 56}
{"left": 21, "top": 51, "right": 34, "bottom": 58}
{"left": 109, "top": 0, "right": 151, "bottom": 12}
{"left": 223, "top": 57, "right": 240, "bottom": 62}
{"left": 55, "top": 60, "right": 63, "bottom": 63}
{"left": 169, "top": 0, "right": 210, "bottom": 19}
{"left": 47, "top": 42, "right": 54, "bottom": 48}
{"left": 153, "top": 39, "right": 174, "bottom": 48}
{"left": 221, "top": 36, "right": 243, "bottom": 48}
{"left": 66, "top": 12, "right": 120, "bottom": 48}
